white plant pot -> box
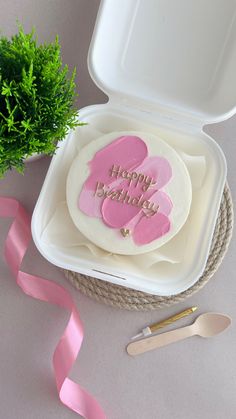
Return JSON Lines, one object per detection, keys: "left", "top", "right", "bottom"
{"left": 24, "top": 153, "right": 44, "bottom": 163}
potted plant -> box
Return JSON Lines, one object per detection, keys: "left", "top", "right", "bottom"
{"left": 0, "top": 25, "right": 81, "bottom": 177}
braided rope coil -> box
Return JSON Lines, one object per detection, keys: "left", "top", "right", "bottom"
{"left": 64, "top": 184, "right": 234, "bottom": 311}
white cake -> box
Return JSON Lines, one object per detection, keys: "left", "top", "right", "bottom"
{"left": 66, "top": 131, "right": 192, "bottom": 255}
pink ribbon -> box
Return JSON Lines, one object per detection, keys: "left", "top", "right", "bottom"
{"left": 0, "top": 196, "right": 106, "bottom": 419}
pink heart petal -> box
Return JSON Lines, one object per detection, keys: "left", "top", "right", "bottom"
{"left": 133, "top": 213, "right": 171, "bottom": 245}
{"left": 148, "top": 190, "right": 173, "bottom": 216}
{"left": 85, "top": 135, "right": 148, "bottom": 190}
{"left": 78, "top": 188, "right": 102, "bottom": 218}
{"left": 136, "top": 156, "right": 172, "bottom": 189}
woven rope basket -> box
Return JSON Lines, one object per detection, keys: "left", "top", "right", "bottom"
{"left": 64, "top": 184, "right": 234, "bottom": 311}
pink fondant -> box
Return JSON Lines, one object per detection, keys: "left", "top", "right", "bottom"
{"left": 84, "top": 135, "right": 148, "bottom": 190}
{"left": 78, "top": 135, "right": 173, "bottom": 246}
{"left": 124, "top": 192, "right": 173, "bottom": 245}
{"left": 136, "top": 156, "right": 172, "bottom": 190}
{"left": 123, "top": 191, "right": 172, "bottom": 242}
{"left": 149, "top": 190, "right": 173, "bottom": 216}
{"left": 133, "top": 213, "right": 171, "bottom": 245}
{"left": 78, "top": 188, "right": 102, "bottom": 218}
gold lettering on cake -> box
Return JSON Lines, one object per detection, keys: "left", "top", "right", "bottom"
{"left": 109, "top": 164, "right": 156, "bottom": 192}
{"left": 94, "top": 182, "right": 159, "bottom": 217}
{"left": 120, "top": 228, "right": 130, "bottom": 237}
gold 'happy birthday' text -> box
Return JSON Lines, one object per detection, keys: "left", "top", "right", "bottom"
{"left": 94, "top": 182, "right": 159, "bottom": 217}
{"left": 109, "top": 164, "right": 156, "bottom": 192}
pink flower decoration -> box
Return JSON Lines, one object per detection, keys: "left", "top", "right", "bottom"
{"left": 78, "top": 135, "right": 173, "bottom": 245}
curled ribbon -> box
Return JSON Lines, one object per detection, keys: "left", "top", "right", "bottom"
{"left": 0, "top": 197, "right": 106, "bottom": 419}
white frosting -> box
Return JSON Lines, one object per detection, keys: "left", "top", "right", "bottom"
{"left": 66, "top": 131, "right": 192, "bottom": 255}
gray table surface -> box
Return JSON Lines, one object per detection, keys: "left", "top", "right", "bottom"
{"left": 0, "top": 1, "right": 235, "bottom": 419}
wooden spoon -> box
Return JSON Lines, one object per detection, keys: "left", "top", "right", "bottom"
{"left": 127, "top": 313, "right": 231, "bottom": 356}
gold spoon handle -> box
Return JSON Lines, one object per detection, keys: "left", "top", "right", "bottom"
{"left": 127, "top": 325, "right": 195, "bottom": 356}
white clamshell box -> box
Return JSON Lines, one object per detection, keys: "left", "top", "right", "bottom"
{"left": 32, "top": 0, "right": 236, "bottom": 296}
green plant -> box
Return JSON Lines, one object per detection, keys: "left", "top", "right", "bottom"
{"left": 0, "top": 25, "right": 81, "bottom": 177}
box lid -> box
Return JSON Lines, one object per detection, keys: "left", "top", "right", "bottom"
{"left": 88, "top": 0, "right": 236, "bottom": 125}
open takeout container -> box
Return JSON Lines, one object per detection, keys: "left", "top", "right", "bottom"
{"left": 32, "top": 0, "right": 236, "bottom": 296}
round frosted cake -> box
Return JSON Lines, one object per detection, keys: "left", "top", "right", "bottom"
{"left": 66, "top": 131, "right": 192, "bottom": 255}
